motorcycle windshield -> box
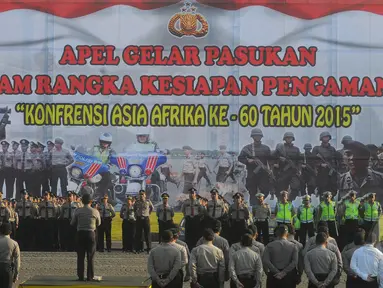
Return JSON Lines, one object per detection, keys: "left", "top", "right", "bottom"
{"left": 124, "top": 143, "right": 156, "bottom": 153}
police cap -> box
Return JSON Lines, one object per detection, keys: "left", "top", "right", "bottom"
{"left": 10, "top": 199, "right": 16, "bottom": 203}
{"left": 366, "top": 192, "right": 376, "bottom": 198}
{"left": 47, "top": 140, "right": 54, "bottom": 146}
{"left": 219, "top": 145, "right": 226, "bottom": 150}
{"left": 256, "top": 193, "right": 265, "bottom": 198}
{"left": 210, "top": 188, "right": 219, "bottom": 194}
{"left": 302, "top": 194, "right": 311, "bottom": 201}
{"left": 102, "top": 194, "right": 109, "bottom": 199}
{"left": 30, "top": 142, "right": 38, "bottom": 148}
{"left": 161, "top": 193, "right": 169, "bottom": 199}
{"left": 280, "top": 190, "right": 289, "bottom": 195}
{"left": 139, "top": 190, "right": 146, "bottom": 195}
{"left": 126, "top": 196, "right": 133, "bottom": 201}
{"left": 37, "top": 142, "right": 46, "bottom": 149}
{"left": 20, "top": 189, "right": 28, "bottom": 195}
{"left": 1, "top": 140, "right": 9, "bottom": 146}
{"left": 188, "top": 188, "right": 197, "bottom": 194}
{"left": 182, "top": 145, "right": 192, "bottom": 150}
{"left": 11, "top": 141, "right": 19, "bottom": 146}
{"left": 20, "top": 139, "right": 29, "bottom": 146}
{"left": 344, "top": 141, "right": 371, "bottom": 160}
{"left": 233, "top": 192, "right": 243, "bottom": 199}
{"left": 323, "top": 191, "right": 332, "bottom": 198}
{"left": 55, "top": 138, "right": 64, "bottom": 145}
{"left": 349, "top": 191, "right": 357, "bottom": 197}
{"left": 303, "top": 143, "right": 312, "bottom": 150}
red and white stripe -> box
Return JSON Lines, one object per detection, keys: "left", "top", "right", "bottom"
{"left": 84, "top": 163, "right": 101, "bottom": 178}
{"left": 116, "top": 156, "right": 127, "bottom": 170}
{"left": 145, "top": 155, "right": 158, "bottom": 173}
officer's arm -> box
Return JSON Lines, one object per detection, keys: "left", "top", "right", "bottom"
{"left": 119, "top": 206, "right": 125, "bottom": 219}
{"left": 15, "top": 212, "right": 19, "bottom": 227}
{"left": 304, "top": 253, "right": 319, "bottom": 286}
{"left": 296, "top": 207, "right": 301, "bottom": 221}
{"left": 96, "top": 209, "right": 101, "bottom": 227}
{"left": 244, "top": 206, "right": 250, "bottom": 220}
{"left": 379, "top": 203, "right": 382, "bottom": 216}
{"left": 338, "top": 203, "right": 346, "bottom": 217}
{"left": 228, "top": 255, "right": 239, "bottom": 284}
{"left": 181, "top": 202, "right": 186, "bottom": 216}
{"left": 282, "top": 245, "right": 299, "bottom": 274}
{"left": 170, "top": 207, "right": 175, "bottom": 218}
{"left": 316, "top": 206, "right": 322, "bottom": 222}
{"left": 59, "top": 206, "right": 64, "bottom": 219}
{"left": 149, "top": 200, "right": 154, "bottom": 213}
{"left": 262, "top": 246, "right": 279, "bottom": 274}
{"left": 189, "top": 249, "right": 198, "bottom": 283}
{"left": 291, "top": 206, "right": 296, "bottom": 217}
{"left": 4, "top": 208, "right": 10, "bottom": 222}
{"left": 66, "top": 150, "right": 74, "bottom": 166}
{"left": 168, "top": 250, "right": 182, "bottom": 282}
{"left": 192, "top": 160, "right": 199, "bottom": 183}
{"left": 70, "top": 210, "right": 77, "bottom": 227}
{"left": 156, "top": 207, "right": 160, "bottom": 218}
{"left": 238, "top": 147, "right": 249, "bottom": 165}
{"left": 147, "top": 253, "right": 159, "bottom": 281}
{"left": 274, "top": 204, "right": 278, "bottom": 215}
{"left": 267, "top": 205, "right": 271, "bottom": 219}
{"left": 227, "top": 155, "right": 233, "bottom": 171}
{"left": 217, "top": 249, "right": 225, "bottom": 284}
{"left": 358, "top": 203, "right": 365, "bottom": 219}
{"left": 110, "top": 205, "right": 116, "bottom": 218}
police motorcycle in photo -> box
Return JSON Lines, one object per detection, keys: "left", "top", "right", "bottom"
{"left": 69, "top": 148, "right": 116, "bottom": 200}
{"left": 110, "top": 142, "right": 167, "bottom": 205}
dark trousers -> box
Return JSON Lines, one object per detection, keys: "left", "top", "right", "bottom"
{"left": 76, "top": 230, "right": 96, "bottom": 281}
{"left": 326, "top": 221, "right": 337, "bottom": 239}
{"left": 347, "top": 275, "right": 378, "bottom": 288}
{"left": 182, "top": 173, "right": 195, "bottom": 194}
{"left": 158, "top": 220, "right": 174, "bottom": 243}
{"left": 41, "top": 168, "right": 51, "bottom": 192}
{"left": 96, "top": 172, "right": 111, "bottom": 199}
{"left": 230, "top": 275, "right": 257, "bottom": 288}
{"left": 0, "top": 263, "right": 13, "bottom": 288}
{"left": 122, "top": 219, "right": 135, "bottom": 251}
{"left": 316, "top": 169, "right": 337, "bottom": 198}
{"left": 197, "top": 168, "right": 211, "bottom": 186}
{"left": 152, "top": 270, "right": 183, "bottom": 288}
{"left": 276, "top": 169, "right": 301, "bottom": 200}
{"left": 51, "top": 166, "right": 68, "bottom": 197}
{"left": 17, "top": 217, "right": 34, "bottom": 251}
{"left": 60, "top": 219, "right": 76, "bottom": 251}
{"left": 255, "top": 220, "right": 269, "bottom": 244}
{"left": 343, "top": 219, "right": 359, "bottom": 246}
{"left": 216, "top": 167, "right": 229, "bottom": 183}
{"left": 135, "top": 216, "right": 151, "bottom": 251}
{"left": 266, "top": 270, "right": 296, "bottom": 288}
{"left": 197, "top": 272, "right": 219, "bottom": 288}
{"left": 10, "top": 221, "right": 16, "bottom": 240}
{"left": 246, "top": 174, "right": 270, "bottom": 206}
{"left": 37, "top": 219, "right": 56, "bottom": 251}
{"left": 16, "top": 170, "right": 32, "bottom": 199}
{"left": 308, "top": 274, "right": 334, "bottom": 288}
{"left": 30, "top": 170, "right": 43, "bottom": 197}
{"left": 364, "top": 220, "right": 378, "bottom": 240}
{"left": 230, "top": 219, "right": 247, "bottom": 245}
{"left": 300, "top": 222, "right": 315, "bottom": 247}
{"left": 98, "top": 218, "right": 112, "bottom": 251}
{"left": 0, "top": 167, "right": 15, "bottom": 199}
{"left": 185, "top": 216, "right": 200, "bottom": 251}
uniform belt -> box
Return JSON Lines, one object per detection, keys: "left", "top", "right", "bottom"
{"left": 140, "top": 216, "right": 149, "bottom": 219}
{"left": 238, "top": 274, "right": 255, "bottom": 280}
{"left": 255, "top": 219, "right": 267, "bottom": 222}
{"left": 158, "top": 273, "right": 169, "bottom": 279}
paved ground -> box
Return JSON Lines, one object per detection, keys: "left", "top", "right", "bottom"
{"left": 18, "top": 247, "right": 348, "bottom": 288}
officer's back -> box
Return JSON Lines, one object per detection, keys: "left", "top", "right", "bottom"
{"left": 0, "top": 223, "right": 20, "bottom": 288}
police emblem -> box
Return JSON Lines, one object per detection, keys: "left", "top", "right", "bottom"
{"left": 168, "top": 1, "right": 209, "bottom": 38}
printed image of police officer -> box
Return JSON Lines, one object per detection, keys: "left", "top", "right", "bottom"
{"left": 42, "top": 140, "right": 54, "bottom": 192}
{"left": 15, "top": 139, "right": 34, "bottom": 199}
{"left": 157, "top": 149, "right": 179, "bottom": 191}
{"left": 300, "top": 143, "right": 317, "bottom": 196}
{"left": 30, "top": 142, "right": 45, "bottom": 197}
{"left": 337, "top": 135, "right": 353, "bottom": 174}
{"left": 312, "top": 131, "right": 338, "bottom": 197}
{"left": 274, "top": 132, "right": 302, "bottom": 200}
{"left": 0, "top": 141, "right": 15, "bottom": 198}
{"left": 238, "top": 128, "right": 272, "bottom": 206}
{"left": 51, "top": 138, "right": 73, "bottom": 197}
{"left": 196, "top": 152, "right": 212, "bottom": 188}
{"left": 214, "top": 145, "right": 233, "bottom": 183}
{"left": 180, "top": 146, "right": 198, "bottom": 194}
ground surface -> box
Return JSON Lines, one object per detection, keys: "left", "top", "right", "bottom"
{"left": 18, "top": 247, "right": 348, "bottom": 288}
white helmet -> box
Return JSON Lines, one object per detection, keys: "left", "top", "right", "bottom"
{"left": 99, "top": 132, "right": 113, "bottom": 143}
{"left": 136, "top": 126, "right": 151, "bottom": 136}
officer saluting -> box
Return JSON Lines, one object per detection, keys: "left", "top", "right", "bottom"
{"left": 275, "top": 191, "right": 295, "bottom": 228}
{"left": 297, "top": 194, "right": 316, "bottom": 247}
{"left": 317, "top": 191, "right": 337, "bottom": 238}
{"left": 229, "top": 192, "right": 250, "bottom": 245}
{"left": 214, "top": 145, "right": 233, "bottom": 183}
{"left": 15, "top": 139, "right": 34, "bottom": 199}
{"left": 252, "top": 192, "right": 271, "bottom": 244}
{"left": 181, "top": 188, "right": 204, "bottom": 251}
{"left": 120, "top": 196, "right": 136, "bottom": 252}
{"left": 157, "top": 193, "right": 174, "bottom": 242}
{"left": 51, "top": 137, "right": 73, "bottom": 197}
{"left": 359, "top": 192, "right": 382, "bottom": 239}
{"left": 97, "top": 194, "right": 115, "bottom": 252}
{"left": 206, "top": 188, "right": 226, "bottom": 229}
{"left": 134, "top": 190, "right": 154, "bottom": 253}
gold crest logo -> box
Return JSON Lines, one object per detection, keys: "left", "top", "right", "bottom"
{"left": 168, "top": 1, "right": 209, "bottom": 38}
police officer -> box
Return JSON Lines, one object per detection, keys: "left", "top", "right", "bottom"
{"left": 229, "top": 229, "right": 261, "bottom": 258}
{"left": 148, "top": 230, "right": 182, "bottom": 288}
{"left": 312, "top": 131, "right": 338, "bottom": 197}
{"left": 0, "top": 197, "right": 10, "bottom": 225}
{"left": 180, "top": 146, "right": 198, "bottom": 194}
{"left": 157, "top": 193, "right": 174, "bottom": 242}
{"left": 275, "top": 191, "right": 295, "bottom": 228}
{"left": 238, "top": 128, "right": 272, "bottom": 206}
{"left": 42, "top": 140, "right": 54, "bottom": 192}
{"left": 0, "top": 141, "right": 14, "bottom": 198}
{"left": 196, "top": 152, "right": 212, "bottom": 187}
{"left": 15, "top": 139, "right": 34, "bottom": 199}
{"left": 297, "top": 194, "right": 315, "bottom": 247}
{"left": 38, "top": 191, "right": 59, "bottom": 251}
{"left": 359, "top": 192, "right": 382, "bottom": 239}
{"left": 9, "top": 199, "right": 18, "bottom": 240}
{"left": 51, "top": 138, "right": 73, "bottom": 197}
{"left": 171, "top": 225, "right": 191, "bottom": 282}
{"left": 304, "top": 232, "right": 338, "bottom": 288}
{"left": 337, "top": 136, "right": 353, "bottom": 174}
{"left": 317, "top": 191, "right": 337, "bottom": 238}
{"left": 252, "top": 192, "right": 271, "bottom": 244}
{"left": 301, "top": 143, "right": 317, "bottom": 196}
{"left": 90, "top": 133, "right": 116, "bottom": 199}
{"left": 157, "top": 150, "right": 179, "bottom": 190}
{"left": 59, "top": 191, "right": 79, "bottom": 251}
{"left": 190, "top": 228, "right": 225, "bottom": 288}
{"left": 30, "top": 142, "right": 45, "bottom": 197}
{"left": 229, "top": 233, "right": 263, "bottom": 288}
{"left": 339, "top": 141, "right": 383, "bottom": 202}
{"left": 214, "top": 145, "right": 233, "bottom": 183}
{"left": 263, "top": 225, "right": 299, "bottom": 288}
{"left": 274, "top": 132, "right": 302, "bottom": 200}
{"left": 229, "top": 192, "right": 250, "bottom": 244}
{"left": 206, "top": 188, "right": 226, "bottom": 230}
{"left": 338, "top": 191, "right": 360, "bottom": 248}
{"left": 120, "top": 196, "right": 136, "bottom": 252}
{"left": 97, "top": 194, "right": 115, "bottom": 252}
{"left": 15, "top": 189, "right": 38, "bottom": 251}
{"left": 181, "top": 187, "right": 204, "bottom": 251}
{"left": 134, "top": 190, "right": 154, "bottom": 253}
{"left": 342, "top": 230, "right": 365, "bottom": 288}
